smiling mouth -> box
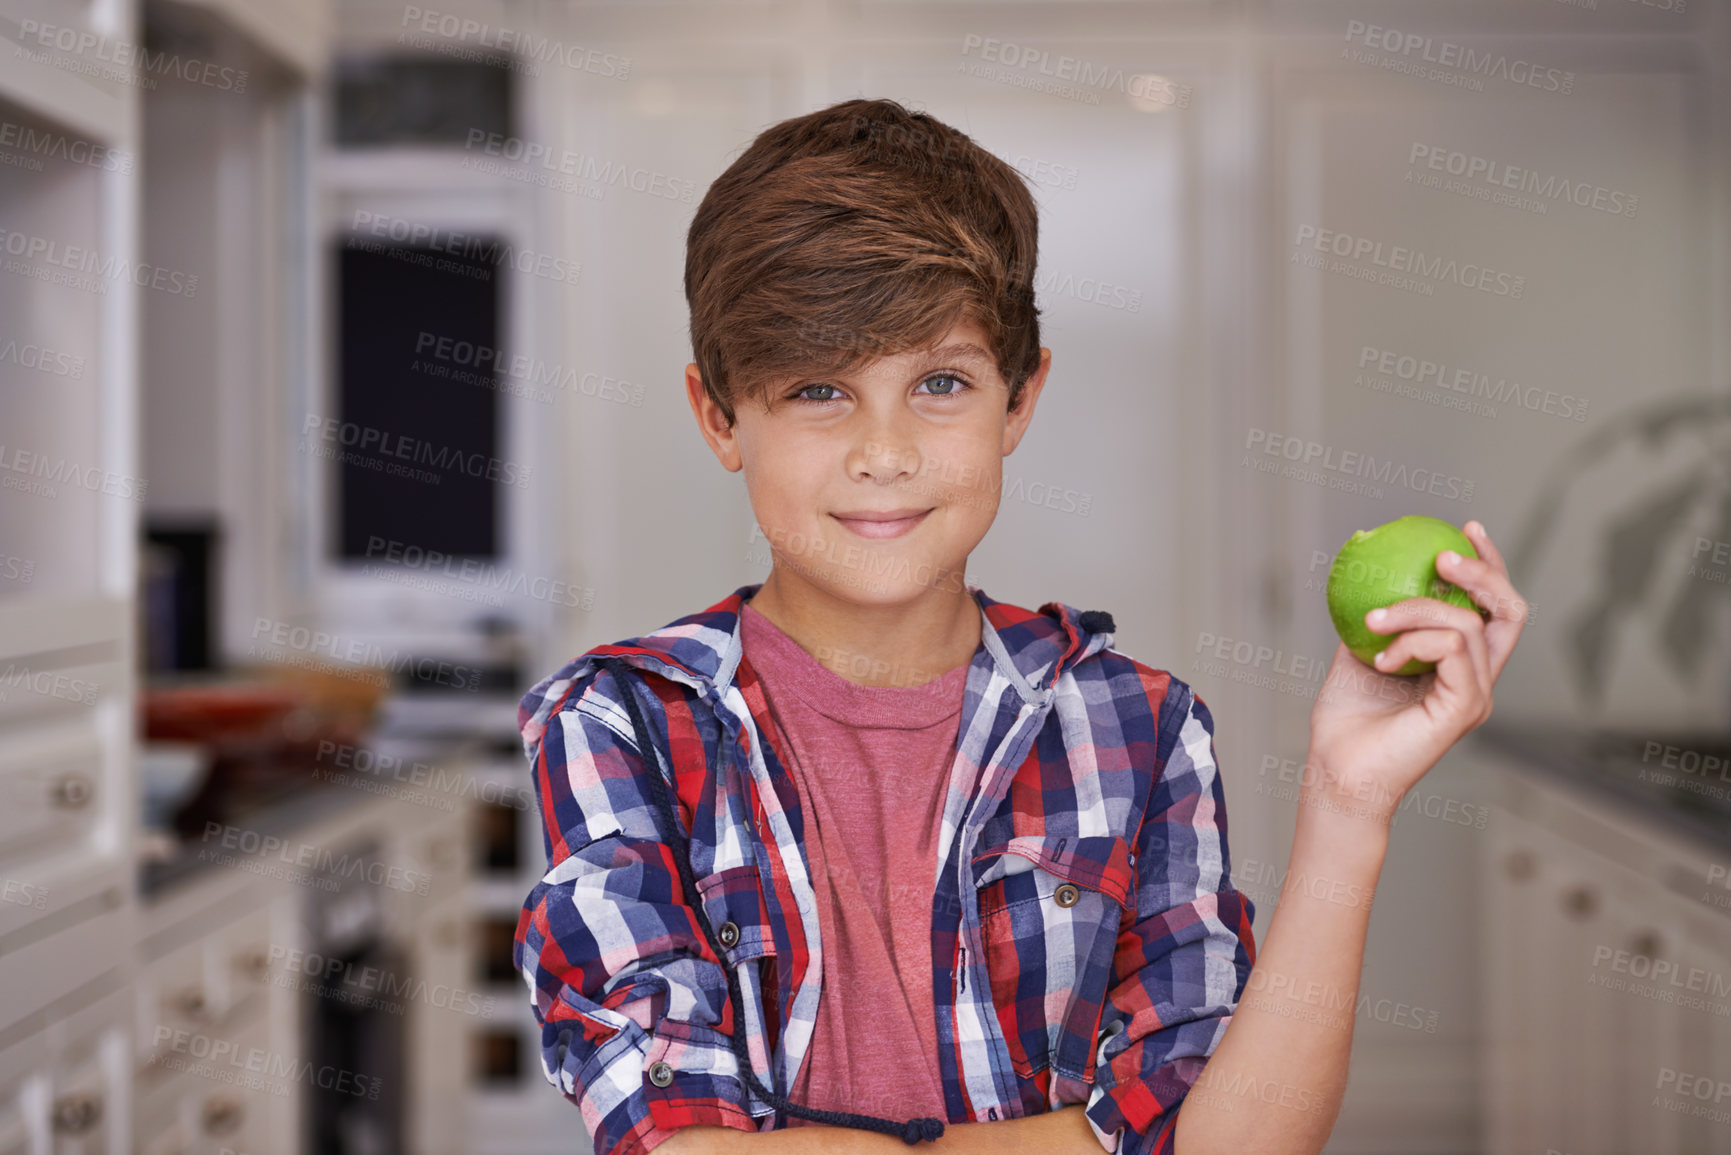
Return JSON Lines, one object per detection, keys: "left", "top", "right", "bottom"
{"left": 830, "top": 509, "right": 933, "bottom": 539}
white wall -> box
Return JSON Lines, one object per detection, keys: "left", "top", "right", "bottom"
{"left": 140, "top": 7, "right": 308, "bottom": 661}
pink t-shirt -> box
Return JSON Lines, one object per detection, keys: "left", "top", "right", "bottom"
{"left": 739, "top": 600, "right": 969, "bottom": 1128}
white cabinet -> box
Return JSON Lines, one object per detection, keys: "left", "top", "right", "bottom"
{"left": 45, "top": 1036, "right": 126, "bottom": 1155}
{"left": 404, "top": 892, "right": 474, "bottom": 1155}
{"left": 1483, "top": 762, "right": 1731, "bottom": 1154}
{"left": 133, "top": 1011, "right": 283, "bottom": 1155}
{"left": 0, "top": 986, "right": 131, "bottom": 1155}
{"left": 0, "top": 0, "right": 143, "bottom": 1139}
{"left": 386, "top": 792, "right": 473, "bottom": 1155}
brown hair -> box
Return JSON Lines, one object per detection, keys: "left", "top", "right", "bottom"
{"left": 684, "top": 98, "right": 1041, "bottom": 427}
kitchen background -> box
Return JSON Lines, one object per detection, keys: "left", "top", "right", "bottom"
{"left": 0, "top": 0, "right": 1728, "bottom": 1152}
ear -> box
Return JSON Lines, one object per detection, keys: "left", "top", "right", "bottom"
{"left": 686, "top": 363, "right": 743, "bottom": 472}
{"left": 1001, "top": 347, "right": 1052, "bottom": 457}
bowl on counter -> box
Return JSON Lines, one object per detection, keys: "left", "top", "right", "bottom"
{"left": 140, "top": 740, "right": 211, "bottom": 832}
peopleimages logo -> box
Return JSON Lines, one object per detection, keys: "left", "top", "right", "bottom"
{"left": 361, "top": 535, "right": 594, "bottom": 609}
{"left": 247, "top": 617, "right": 481, "bottom": 693}
{"left": 0, "top": 119, "right": 134, "bottom": 173}
{"left": 461, "top": 131, "right": 696, "bottom": 203}
{"left": 0, "top": 227, "right": 199, "bottom": 297}
{"left": 1293, "top": 225, "right": 1526, "bottom": 299}
{"left": 412, "top": 331, "right": 644, "bottom": 407}
{"left": 958, "top": 35, "right": 1192, "bottom": 109}
{"left": 347, "top": 211, "right": 580, "bottom": 286}
{"left": 1407, "top": 143, "right": 1637, "bottom": 218}
{"left": 300, "top": 414, "right": 533, "bottom": 489}
{"left": 0, "top": 444, "right": 147, "bottom": 501}
{"left": 15, "top": 20, "right": 250, "bottom": 92}
{"left": 1356, "top": 345, "right": 1588, "bottom": 422}
{"left": 399, "top": 7, "right": 631, "bottom": 78}
{"left": 0, "top": 336, "right": 84, "bottom": 378}
{"left": 1243, "top": 427, "right": 1475, "bottom": 503}
{"left": 149, "top": 1026, "right": 381, "bottom": 1100}
{"left": 1342, "top": 21, "right": 1574, "bottom": 94}
{"left": 199, "top": 821, "right": 433, "bottom": 896}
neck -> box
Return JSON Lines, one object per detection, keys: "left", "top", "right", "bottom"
{"left": 744, "top": 568, "right": 982, "bottom": 689}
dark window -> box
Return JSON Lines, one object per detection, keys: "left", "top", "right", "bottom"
{"left": 476, "top": 915, "right": 519, "bottom": 985}
{"left": 473, "top": 1030, "right": 522, "bottom": 1085}
{"left": 333, "top": 239, "right": 502, "bottom": 560}
{"left": 333, "top": 56, "right": 513, "bottom": 148}
{"left": 474, "top": 801, "right": 521, "bottom": 873}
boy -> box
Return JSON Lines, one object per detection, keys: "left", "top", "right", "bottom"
{"left": 514, "top": 98, "right": 1527, "bottom": 1155}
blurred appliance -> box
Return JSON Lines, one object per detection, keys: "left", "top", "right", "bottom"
{"left": 142, "top": 520, "right": 222, "bottom": 671}
{"left": 304, "top": 837, "right": 408, "bottom": 1155}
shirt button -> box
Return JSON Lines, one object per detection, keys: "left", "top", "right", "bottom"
{"left": 1054, "top": 883, "right": 1081, "bottom": 908}
{"left": 648, "top": 1061, "right": 675, "bottom": 1087}
{"left": 717, "top": 920, "right": 740, "bottom": 949}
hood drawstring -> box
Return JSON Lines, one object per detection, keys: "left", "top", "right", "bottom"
{"left": 597, "top": 657, "right": 947, "bottom": 1146}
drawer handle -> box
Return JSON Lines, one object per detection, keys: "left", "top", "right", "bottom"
{"left": 1561, "top": 884, "right": 1599, "bottom": 920}
{"left": 1629, "top": 930, "right": 1663, "bottom": 959}
{"left": 171, "top": 987, "right": 209, "bottom": 1020}
{"left": 233, "top": 948, "right": 272, "bottom": 980}
{"left": 201, "top": 1095, "right": 244, "bottom": 1135}
{"left": 51, "top": 1091, "right": 102, "bottom": 1135}
{"left": 50, "top": 772, "right": 94, "bottom": 809}
{"left": 1502, "top": 850, "right": 1535, "bottom": 881}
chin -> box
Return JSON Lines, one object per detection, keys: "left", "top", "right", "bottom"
{"left": 836, "top": 559, "right": 970, "bottom": 603}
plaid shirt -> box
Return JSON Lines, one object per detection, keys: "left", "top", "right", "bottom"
{"left": 514, "top": 582, "right": 1257, "bottom": 1155}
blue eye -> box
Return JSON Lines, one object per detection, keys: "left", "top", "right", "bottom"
{"left": 788, "top": 373, "right": 971, "bottom": 405}
{"left": 918, "top": 374, "right": 969, "bottom": 397}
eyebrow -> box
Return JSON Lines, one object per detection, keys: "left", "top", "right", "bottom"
{"left": 770, "top": 341, "right": 996, "bottom": 393}
{"left": 912, "top": 342, "right": 993, "bottom": 365}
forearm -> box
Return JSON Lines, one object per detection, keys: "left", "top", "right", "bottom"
{"left": 1171, "top": 791, "right": 1391, "bottom": 1155}
{"left": 659, "top": 1104, "right": 1103, "bottom": 1155}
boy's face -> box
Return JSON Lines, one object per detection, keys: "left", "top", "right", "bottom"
{"left": 685, "top": 318, "right": 1051, "bottom": 607}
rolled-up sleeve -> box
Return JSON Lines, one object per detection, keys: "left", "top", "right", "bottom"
{"left": 1083, "top": 683, "right": 1258, "bottom": 1155}
{"left": 513, "top": 663, "right": 763, "bottom": 1155}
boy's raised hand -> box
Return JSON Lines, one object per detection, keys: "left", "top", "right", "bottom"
{"left": 1305, "top": 520, "right": 1529, "bottom": 822}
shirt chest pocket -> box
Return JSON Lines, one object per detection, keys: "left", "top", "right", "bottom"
{"left": 970, "top": 834, "right": 1136, "bottom": 1084}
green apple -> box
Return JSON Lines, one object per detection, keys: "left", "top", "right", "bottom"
{"left": 1325, "top": 516, "right": 1483, "bottom": 676}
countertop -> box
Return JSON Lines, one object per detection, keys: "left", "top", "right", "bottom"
{"left": 137, "top": 712, "right": 514, "bottom": 902}
{"left": 1471, "top": 718, "right": 1731, "bottom": 854}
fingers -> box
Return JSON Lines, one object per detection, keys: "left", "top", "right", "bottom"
{"left": 1462, "top": 520, "right": 1507, "bottom": 576}
{"left": 1370, "top": 626, "right": 1491, "bottom": 722}
{"left": 1366, "top": 596, "right": 1491, "bottom": 691}
{"left": 1365, "top": 596, "right": 1488, "bottom": 638}
{"left": 1439, "top": 524, "right": 1529, "bottom": 678}
{"left": 1435, "top": 549, "right": 1529, "bottom": 625}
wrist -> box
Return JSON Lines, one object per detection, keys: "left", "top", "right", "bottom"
{"left": 1294, "top": 781, "right": 1398, "bottom": 830}
{"left": 1291, "top": 789, "right": 1392, "bottom": 864}
{"left": 1290, "top": 754, "right": 1405, "bottom": 827}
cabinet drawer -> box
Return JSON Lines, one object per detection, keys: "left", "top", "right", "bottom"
{"left": 46, "top": 1041, "right": 117, "bottom": 1155}
{"left": 135, "top": 1006, "right": 286, "bottom": 1155}
{"left": 395, "top": 808, "right": 467, "bottom": 919}
{"left": 0, "top": 694, "right": 130, "bottom": 1027}
{"left": 0, "top": 882, "right": 128, "bottom": 1039}
{"left": 0, "top": 1015, "right": 128, "bottom": 1155}
{"left": 136, "top": 937, "right": 211, "bottom": 1077}
{"left": 0, "top": 718, "right": 103, "bottom": 869}
{"left": 208, "top": 907, "right": 275, "bottom": 1022}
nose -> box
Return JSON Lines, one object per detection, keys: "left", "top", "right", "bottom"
{"left": 847, "top": 423, "right": 922, "bottom": 486}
